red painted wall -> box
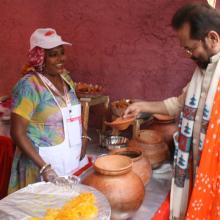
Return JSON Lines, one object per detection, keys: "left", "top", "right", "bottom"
{"left": 0, "top": 0, "right": 211, "bottom": 102}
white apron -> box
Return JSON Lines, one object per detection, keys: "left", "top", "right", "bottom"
{"left": 37, "top": 73, "right": 88, "bottom": 176}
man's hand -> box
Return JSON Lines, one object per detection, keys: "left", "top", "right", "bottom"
{"left": 123, "top": 101, "right": 148, "bottom": 118}
{"left": 123, "top": 101, "right": 169, "bottom": 118}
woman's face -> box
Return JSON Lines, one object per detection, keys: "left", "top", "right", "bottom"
{"left": 44, "top": 45, "right": 66, "bottom": 75}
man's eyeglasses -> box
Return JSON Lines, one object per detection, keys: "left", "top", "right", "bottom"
{"left": 183, "top": 40, "right": 202, "bottom": 56}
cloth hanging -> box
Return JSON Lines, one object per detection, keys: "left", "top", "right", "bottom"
{"left": 0, "top": 136, "right": 15, "bottom": 199}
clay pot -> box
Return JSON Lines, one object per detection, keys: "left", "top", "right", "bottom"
{"left": 111, "top": 148, "right": 152, "bottom": 185}
{"left": 82, "top": 155, "right": 145, "bottom": 220}
{"left": 129, "top": 130, "right": 170, "bottom": 169}
{"left": 147, "top": 120, "right": 178, "bottom": 155}
{"left": 136, "top": 129, "right": 163, "bottom": 145}
{"left": 104, "top": 117, "right": 135, "bottom": 131}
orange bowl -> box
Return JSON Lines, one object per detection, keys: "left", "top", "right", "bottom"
{"left": 104, "top": 117, "right": 135, "bottom": 131}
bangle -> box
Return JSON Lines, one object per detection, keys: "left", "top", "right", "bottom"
{"left": 40, "top": 163, "right": 51, "bottom": 175}
{"left": 82, "top": 136, "right": 92, "bottom": 141}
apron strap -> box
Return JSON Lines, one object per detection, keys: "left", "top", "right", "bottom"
{"left": 37, "top": 73, "right": 68, "bottom": 106}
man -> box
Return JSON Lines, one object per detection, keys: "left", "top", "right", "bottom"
{"left": 124, "top": 3, "right": 220, "bottom": 219}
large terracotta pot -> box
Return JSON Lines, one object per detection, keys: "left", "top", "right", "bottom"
{"left": 82, "top": 155, "right": 145, "bottom": 220}
{"left": 148, "top": 118, "right": 178, "bottom": 154}
{"left": 111, "top": 148, "right": 152, "bottom": 185}
{"left": 129, "top": 129, "right": 170, "bottom": 169}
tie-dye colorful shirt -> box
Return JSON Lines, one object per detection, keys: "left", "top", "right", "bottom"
{"left": 12, "top": 71, "right": 79, "bottom": 149}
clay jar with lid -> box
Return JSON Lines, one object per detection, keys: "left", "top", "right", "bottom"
{"left": 111, "top": 148, "right": 152, "bottom": 185}
{"left": 82, "top": 155, "right": 145, "bottom": 220}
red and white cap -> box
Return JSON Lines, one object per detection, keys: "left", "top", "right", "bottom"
{"left": 30, "top": 28, "right": 72, "bottom": 50}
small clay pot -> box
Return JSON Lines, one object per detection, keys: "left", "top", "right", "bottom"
{"left": 111, "top": 148, "right": 152, "bottom": 185}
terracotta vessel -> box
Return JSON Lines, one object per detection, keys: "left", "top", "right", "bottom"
{"left": 111, "top": 148, "right": 152, "bottom": 185}
{"left": 147, "top": 120, "right": 178, "bottom": 155}
{"left": 136, "top": 129, "right": 163, "bottom": 145}
{"left": 82, "top": 155, "right": 145, "bottom": 220}
{"left": 129, "top": 130, "right": 170, "bottom": 169}
{"left": 104, "top": 117, "right": 135, "bottom": 131}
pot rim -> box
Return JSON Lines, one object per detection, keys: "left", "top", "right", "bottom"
{"left": 112, "top": 149, "right": 143, "bottom": 162}
{"left": 94, "top": 155, "right": 133, "bottom": 175}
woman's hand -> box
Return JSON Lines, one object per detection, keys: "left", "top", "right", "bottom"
{"left": 42, "top": 167, "right": 58, "bottom": 183}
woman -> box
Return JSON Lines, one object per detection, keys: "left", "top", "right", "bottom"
{"left": 8, "top": 28, "right": 88, "bottom": 193}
